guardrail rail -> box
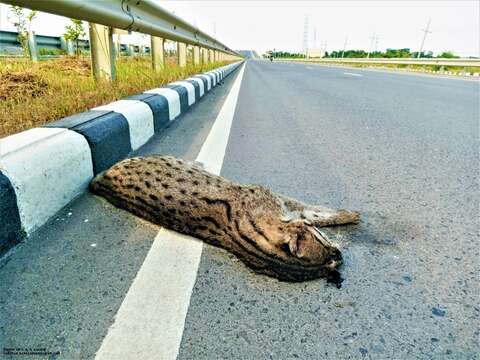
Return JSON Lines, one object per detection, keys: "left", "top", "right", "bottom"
{"left": 0, "top": 0, "right": 242, "bottom": 80}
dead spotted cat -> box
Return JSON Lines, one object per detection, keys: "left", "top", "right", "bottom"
{"left": 90, "top": 155, "right": 360, "bottom": 283}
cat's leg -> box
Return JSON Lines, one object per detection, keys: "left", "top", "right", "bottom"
{"left": 275, "top": 193, "right": 308, "bottom": 213}
{"left": 276, "top": 194, "right": 360, "bottom": 227}
{"left": 301, "top": 208, "right": 360, "bottom": 227}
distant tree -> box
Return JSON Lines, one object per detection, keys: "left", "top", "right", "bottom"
{"left": 437, "top": 51, "right": 458, "bottom": 58}
{"left": 8, "top": 6, "right": 37, "bottom": 57}
{"left": 385, "top": 48, "right": 411, "bottom": 58}
{"left": 64, "top": 19, "right": 86, "bottom": 56}
{"left": 328, "top": 51, "right": 339, "bottom": 58}
{"left": 412, "top": 50, "right": 433, "bottom": 58}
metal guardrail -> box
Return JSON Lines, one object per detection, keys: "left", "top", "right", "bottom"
{"left": 0, "top": 29, "right": 89, "bottom": 51}
{"left": 0, "top": 0, "right": 240, "bottom": 57}
{"left": 0, "top": 29, "right": 153, "bottom": 55}
{"left": 293, "top": 57, "right": 480, "bottom": 67}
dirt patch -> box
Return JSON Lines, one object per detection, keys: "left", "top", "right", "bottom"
{"left": 0, "top": 72, "right": 49, "bottom": 100}
{"left": 40, "top": 57, "right": 91, "bottom": 76}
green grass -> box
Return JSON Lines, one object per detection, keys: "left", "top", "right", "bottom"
{"left": 0, "top": 56, "right": 234, "bottom": 138}
{"left": 284, "top": 58, "right": 480, "bottom": 76}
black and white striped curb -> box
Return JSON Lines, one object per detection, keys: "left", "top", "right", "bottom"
{"left": 0, "top": 61, "right": 243, "bottom": 255}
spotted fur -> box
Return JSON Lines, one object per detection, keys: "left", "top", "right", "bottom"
{"left": 90, "top": 155, "right": 360, "bottom": 282}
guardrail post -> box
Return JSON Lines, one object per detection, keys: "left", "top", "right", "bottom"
{"left": 60, "top": 36, "right": 67, "bottom": 51}
{"left": 177, "top": 42, "right": 187, "bottom": 67}
{"left": 193, "top": 45, "right": 200, "bottom": 65}
{"left": 127, "top": 44, "right": 134, "bottom": 56}
{"left": 65, "top": 40, "right": 75, "bottom": 56}
{"left": 89, "top": 23, "right": 115, "bottom": 82}
{"left": 209, "top": 49, "right": 214, "bottom": 63}
{"left": 151, "top": 36, "right": 165, "bottom": 71}
{"left": 114, "top": 36, "right": 121, "bottom": 58}
{"left": 27, "top": 31, "right": 38, "bottom": 62}
{"left": 202, "top": 48, "right": 209, "bottom": 64}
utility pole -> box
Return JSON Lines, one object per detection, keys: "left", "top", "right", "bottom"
{"left": 374, "top": 35, "right": 380, "bottom": 53}
{"left": 367, "top": 33, "right": 378, "bottom": 58}
{"left": 303, "top": 15, "right": 309, "bottom": 57}
{"left": 321, "top": 40, "right": 327, "bottom": 57}
{"left": 417, "top": 19, "right": 432, "bottom": 58}
{"left": 341, "top": 36, "right": 348, "bottom": 58}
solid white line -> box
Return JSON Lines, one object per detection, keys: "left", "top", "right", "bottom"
{"left": 95, "top": 63, "right": 246, "bottom": 360}
{"left": 343, "top": 72, "right": 363, "bottom": 77}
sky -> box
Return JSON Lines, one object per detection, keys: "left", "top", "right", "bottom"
{"left": 0, "top": 1, "right": 478, "bottom": 57}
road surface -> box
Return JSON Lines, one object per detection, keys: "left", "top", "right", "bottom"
{"left": 1, "top": 60, "right": 478, "bottom": 360}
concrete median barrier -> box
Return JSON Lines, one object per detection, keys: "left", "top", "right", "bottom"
{"left": 0, "top": 128, "right": 93, "bottom": 251}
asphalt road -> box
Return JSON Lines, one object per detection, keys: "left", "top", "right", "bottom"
{"left": 1, "top": 60, "right": 479, "bottom": 360}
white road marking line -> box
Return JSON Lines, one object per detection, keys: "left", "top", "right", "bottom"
{"left": 343, "top": 72, "right": 363, "bottom": 77}
{"left": 95, "top": 63, "right": 246, "bottom": 360}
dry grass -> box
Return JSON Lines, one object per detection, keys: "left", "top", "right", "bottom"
{"left": 0, "top": 56, "right": 233, "bottom": 138}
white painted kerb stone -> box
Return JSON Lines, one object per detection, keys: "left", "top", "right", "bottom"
{"left": 93, "top": 100, "right": 154, "bottom": 150}
{"left": 0, "top": 128, "right": 93, "bottom": 234}
{"left": 206, "top": 72, "right": 217, "bottom": 85}
{"left": 170, "top": 81, "right": 196, "bottom": 106}
{"left": 196, "top": 75, "right": 212, "bottom": 91}
{"left": 187, "top": 77, "right": 205, "bottom": 97}
{"left": 144, "top": 88, "right": 181, "bottom": 120}
{"left": 213, "top": 69, "right": 222, "bottom": 80}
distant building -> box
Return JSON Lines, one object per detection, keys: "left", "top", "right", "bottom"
{"left": 306, "top": 48, "right": 325, "bottom": 58}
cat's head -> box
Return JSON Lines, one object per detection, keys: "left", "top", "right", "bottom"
{"left": 285, "top": 220, "right": 341, "bottom": 265}
{"left": 271, "top": 219, "right": 342, "bottom": 282}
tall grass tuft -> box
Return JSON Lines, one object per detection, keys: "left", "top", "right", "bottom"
{"left": 0, "top": 57, "right": 234, "bottom": 137}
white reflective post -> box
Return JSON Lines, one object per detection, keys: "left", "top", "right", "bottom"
{"left": 177, "top": 42, "right": 187, "bottom": 67}
{"left": 151, "top": 36, "right": 165, "bottom": 71}
{"left": 89, "top": 23, "right": 115, "bottom": 81}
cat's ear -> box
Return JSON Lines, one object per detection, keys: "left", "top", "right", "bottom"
{"left": 281, "top": 219, "right": 312, "bottom": 258}
{"left": 283, "top": 234, "right": 299, "bottom": 256}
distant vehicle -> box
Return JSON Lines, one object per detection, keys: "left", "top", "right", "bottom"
{"left": 270, "top": 56, "right": 273, "bottom": 62}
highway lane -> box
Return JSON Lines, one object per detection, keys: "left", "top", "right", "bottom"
{"left": 1, "top": 59, "right": 478, "bottom": 360}
{"left": 178, "top": 60, "right": 479, "bottom": 359}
